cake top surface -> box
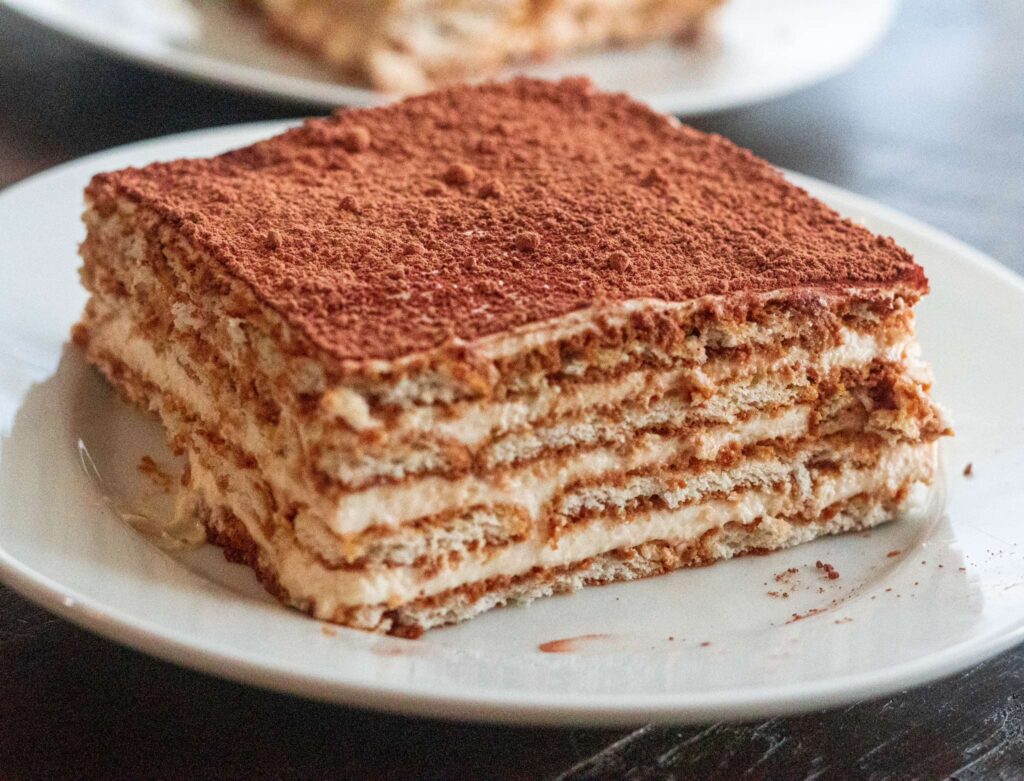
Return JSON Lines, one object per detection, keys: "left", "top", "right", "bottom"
{"left": 90, "top": 78, "right": 926, "bottom": 363}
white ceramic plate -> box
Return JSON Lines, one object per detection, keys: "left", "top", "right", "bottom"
{"left": 2, "top": 0, "right": 897, "bottom": 114}
{"left": 1, "top": 122, "right": 1022, "bottom": 727}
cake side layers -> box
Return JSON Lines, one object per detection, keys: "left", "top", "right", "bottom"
{"left": 80, "top": 299, "right": 945, "bottom": 539}
{"left": 80, "top": 291, "right": 932, "bottom": 467}
{"left": 81, "top": 330, "right": 942, "bottom": 578}
{"left": 206, "top": 427, "right": 932, "bottom": 573}
{"left": 186, "top": 433, "right": 934, "bottom": 632}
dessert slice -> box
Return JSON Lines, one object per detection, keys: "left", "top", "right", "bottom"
{"left": 75, "top": 78, "right": 949, "bottom": 636}
{"left": 243, "top": 0, "right": 724, "bottom": 93}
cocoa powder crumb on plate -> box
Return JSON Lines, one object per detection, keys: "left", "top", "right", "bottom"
{"left": 137, "top": 455, "right": 173, "bottom": 492}
{"left": 816, "top": 560, "right": 840, "bottom": 579}
{"left": 538, "top": 634, "right": 610, "bottom": 654}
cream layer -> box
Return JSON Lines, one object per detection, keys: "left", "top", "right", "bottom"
{"left": 297, "top": 433, "right": 885, "bottom": 567}
{"left": 85, "top": 302, "right": 914, "bottom": 525}
{"left": 312, "top": 404, "right": 812, "bottom": 534}
{"left": 339, "top": 291, "right": 913, "bottom": 407}
{"left": 313, "top": 325, "right": 912, "bottom": 484}
{"left": 190, "top": 440, "right": 935, "bottom": 611}
{"left": 341, "top": 326, "right": 908, "bottom": 445}
{"left": 84, "top": 308, "right": 821, "bottom": 538}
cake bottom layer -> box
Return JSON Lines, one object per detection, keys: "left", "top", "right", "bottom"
{"left": 202, "top": 491, "right": 911, "bottom": 637}
{"left": 189, "top": 463, "right": 927, "bottom": 636}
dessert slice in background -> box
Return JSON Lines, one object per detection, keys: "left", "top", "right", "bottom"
{"left": 243, "top": 0, "right": 725, "bottom": 92}
{"left": 74, "top": 78, "right": 949, "bottom": 636}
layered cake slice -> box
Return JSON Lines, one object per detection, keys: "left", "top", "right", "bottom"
{"left": 75, "top": 78, "right": 949, "bottom": 636}
{"left": 243, "top": 0, "right": 724, "bottom": 93}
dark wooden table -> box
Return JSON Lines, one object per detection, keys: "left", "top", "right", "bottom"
{"left": 1, "top": 2, "right": 1023, "bottom": 778}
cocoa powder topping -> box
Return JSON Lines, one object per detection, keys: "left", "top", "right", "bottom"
{"left": 88, "top": 78, "right": 927, "bottom": 363}
{"left": 340, "top": 126, "right": 371, "bottom": 153}
{"left": 606, "top": 251, "right": 631, "bottom": 271}
{"left": 443, "top": 162, "right": 476, "bottom": 186}
{"left": 478, "top": 180, "right": 504, "bottom": 199}
{"left": 515, "top": 231, "right": 541, "bottom": 252}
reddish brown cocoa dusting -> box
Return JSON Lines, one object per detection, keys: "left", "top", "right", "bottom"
{"left": 788, "top": 606, "right": 832, "bottom": 624}
{"left": 538, "top": 633, "right": 611, "bottom": 653}
{"left": 137, "top": 455, "right": 173, "bottom": 492}
{"left": 815, "top": 560, "right": 840, "bottom": 580}
{"left": 90, "top": 78, "right": 927, "bottom": 363}
{"left": 442, "top": 162, "right": 476, "bottom": 186}
{"left": 887, "top": 550, "right": 902, "bottom": 558}
{"left": 372, "top": 645, "right": 406, "bottom": 657}
{"left": 371, "top": 639, "right": 431, "bottom": 657}
{"left": 514, "top": 231, "right": 541, "bottom": 252}
{"left": 340, "top": 126, "right": 372, "bottom": 153}
{"left": 389, "top": 624, "right": 425, "bottom": 640}
{"left": 963, "top": 462, "right": 974, "bottom": 477}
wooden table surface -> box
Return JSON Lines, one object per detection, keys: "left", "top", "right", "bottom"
{"left": 1, "top": 1, "right": 1022, "bottom": 778}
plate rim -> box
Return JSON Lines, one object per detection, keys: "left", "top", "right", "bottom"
{"left": 1, "top": 0, "right": 898, "bottom": 114}
{"left": 1, "top": 120, "right": 1023, "bottom": 727}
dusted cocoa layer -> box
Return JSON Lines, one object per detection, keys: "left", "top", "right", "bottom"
{"left": 86, "top": 78, "right": 927, "bottom": 365}
{"left": 80, "top": 190, "right": 922, "bottom": 408}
